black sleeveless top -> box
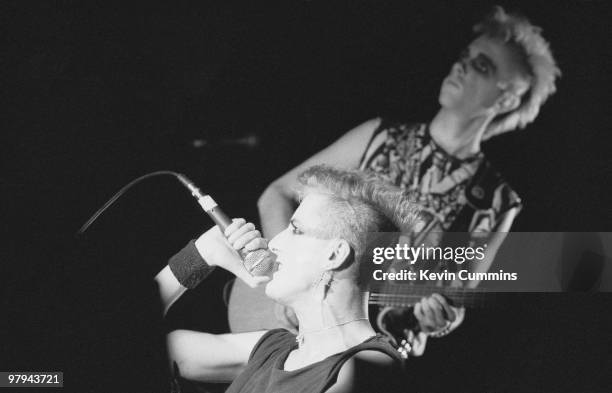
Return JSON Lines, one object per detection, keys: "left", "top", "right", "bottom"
{"left": 225, "top": 329, "right": 401, "bottom": 393}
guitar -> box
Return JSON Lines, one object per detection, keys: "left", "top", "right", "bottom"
{"left": 368, "top": 282, "right": 494, "bottom": 359}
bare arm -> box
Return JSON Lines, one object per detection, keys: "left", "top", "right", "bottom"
{"left": 155, "top": 266, "right": 188, "bottom": 315}
{"left": 154, "top": 259, "right": 263, "bottom": 382}
{"left": 167, "top": 329, "right": 266, "bottom": 383}
{"left": 155, "top": 263, "right": 262, "bottom": 383}
{"left": 155, "top": 221, "right": 272, "bottom": 382}
{"left": 257, "top": 118, "right": 381, "bottom": 238}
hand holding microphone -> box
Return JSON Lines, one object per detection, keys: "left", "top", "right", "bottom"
{"left": 194, "top": 222, "right": 271, "bottom": 289}
{"left": 76, "top": 171, "right": 274, "bottom": 289}
{"left": 176, "top": 174, "right": 275, "bottom": 277}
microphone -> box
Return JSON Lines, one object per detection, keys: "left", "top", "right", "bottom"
{"left": 176, "top": 174, "right": 274, "bottom": 276}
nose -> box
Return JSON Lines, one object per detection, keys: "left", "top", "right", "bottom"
{"left": 452, "top": 61, "right": 465, "bottom": 77}
{"left": 268, "top": 228, "right": 287, "bottom": 253}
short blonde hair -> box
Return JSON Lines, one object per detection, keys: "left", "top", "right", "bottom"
{"left": 297, "top": 165, "right": 420, "bottom": 271}
{"left": 476, "top": 6, "right": 561, "bottom": 139}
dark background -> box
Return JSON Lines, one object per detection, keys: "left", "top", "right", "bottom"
{"left": 3, "top": 1, "right": 611, "bottom": 392}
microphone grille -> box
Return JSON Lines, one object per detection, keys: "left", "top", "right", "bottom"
{"left": 243, "top": 249, "right": 275, "bottom": 276}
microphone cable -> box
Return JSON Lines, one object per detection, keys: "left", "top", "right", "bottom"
{"left": 76, "top": 170, "right": 186, "bottom": 235}
{"left": 76, "top": 170, "right": 274, "bottom": 275}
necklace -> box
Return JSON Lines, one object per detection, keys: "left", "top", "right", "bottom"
{"left": 295, "top": 317, "right": 369, "bottom": 348}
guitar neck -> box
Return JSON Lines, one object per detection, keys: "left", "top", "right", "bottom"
{"left": 368, "top": 283, "right": 493, "bottom": 308}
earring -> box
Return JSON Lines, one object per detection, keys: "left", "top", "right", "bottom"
{"left": 323, "top": 272, "right": 333, "bottom": 297}
{"left": 313, "top": 272, "right": 325, "bottom": 291}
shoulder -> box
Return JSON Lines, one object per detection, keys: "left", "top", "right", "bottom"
{"left": 379, "top": 120, "right": 428, "bottom": 150}
{"left": 329, "top": 339, "right": 403, "bottom": 393}
{"left": 352, "top": 335, "right": 402, "bottom": 364}
{"left": 340, "top": 118, "right": 383, "bottom": 140}
{"left": 359, "top": 119, "right": 425, "bottom": 163}
{"left": 374, "top": 118, "right": 424, "bottom": 137}
{"left": 360, "top": 117, "right": 383, "bottom": 130}
{"left": 353, "top": 349, "right": 397, "bottom": 364}
{"left": 342, "top": 336, "right": 402, "bottom": 377}
{"left": 249, "top": 328, "right": 296, "bottom": 361}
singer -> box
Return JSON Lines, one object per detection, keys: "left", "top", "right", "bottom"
{"left": 154, "top": 166, "right": 441, "bottom": 393}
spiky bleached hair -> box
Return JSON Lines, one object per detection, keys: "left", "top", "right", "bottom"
{"left": 476, "top": 6, "right": 561, "bottom": 139}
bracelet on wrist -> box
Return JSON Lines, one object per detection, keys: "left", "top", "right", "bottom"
{"left": 427, "top": 320, "right": 453, "bottom": 338}
{"left": 168, "top": 240, "right": 216, "bottom": 289}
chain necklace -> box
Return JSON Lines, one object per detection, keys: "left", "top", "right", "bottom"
{"left": 295, "top": 317, "right": 370, "bottom": 348}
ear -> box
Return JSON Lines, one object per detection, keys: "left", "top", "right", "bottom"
{"left": 494, "top": 92, "right": 520, "bottom": 115}
{"left": 326, "top": 239, "right": 352, "bottom": 270}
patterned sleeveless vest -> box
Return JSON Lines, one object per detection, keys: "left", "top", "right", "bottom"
{"left": 360, "top": 120, "right": 521, "bottom": 253}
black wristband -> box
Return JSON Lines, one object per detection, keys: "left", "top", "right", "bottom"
{"left": 168, "top": 240, "right": 216, "bottom": 289}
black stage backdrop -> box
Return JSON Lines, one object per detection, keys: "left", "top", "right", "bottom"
{"left": 3, "top": 1, "right": 612, "bottom": 392}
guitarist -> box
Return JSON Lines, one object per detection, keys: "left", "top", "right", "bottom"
{"left": 245, "top": 6, "right": 560, "bottom": 352}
